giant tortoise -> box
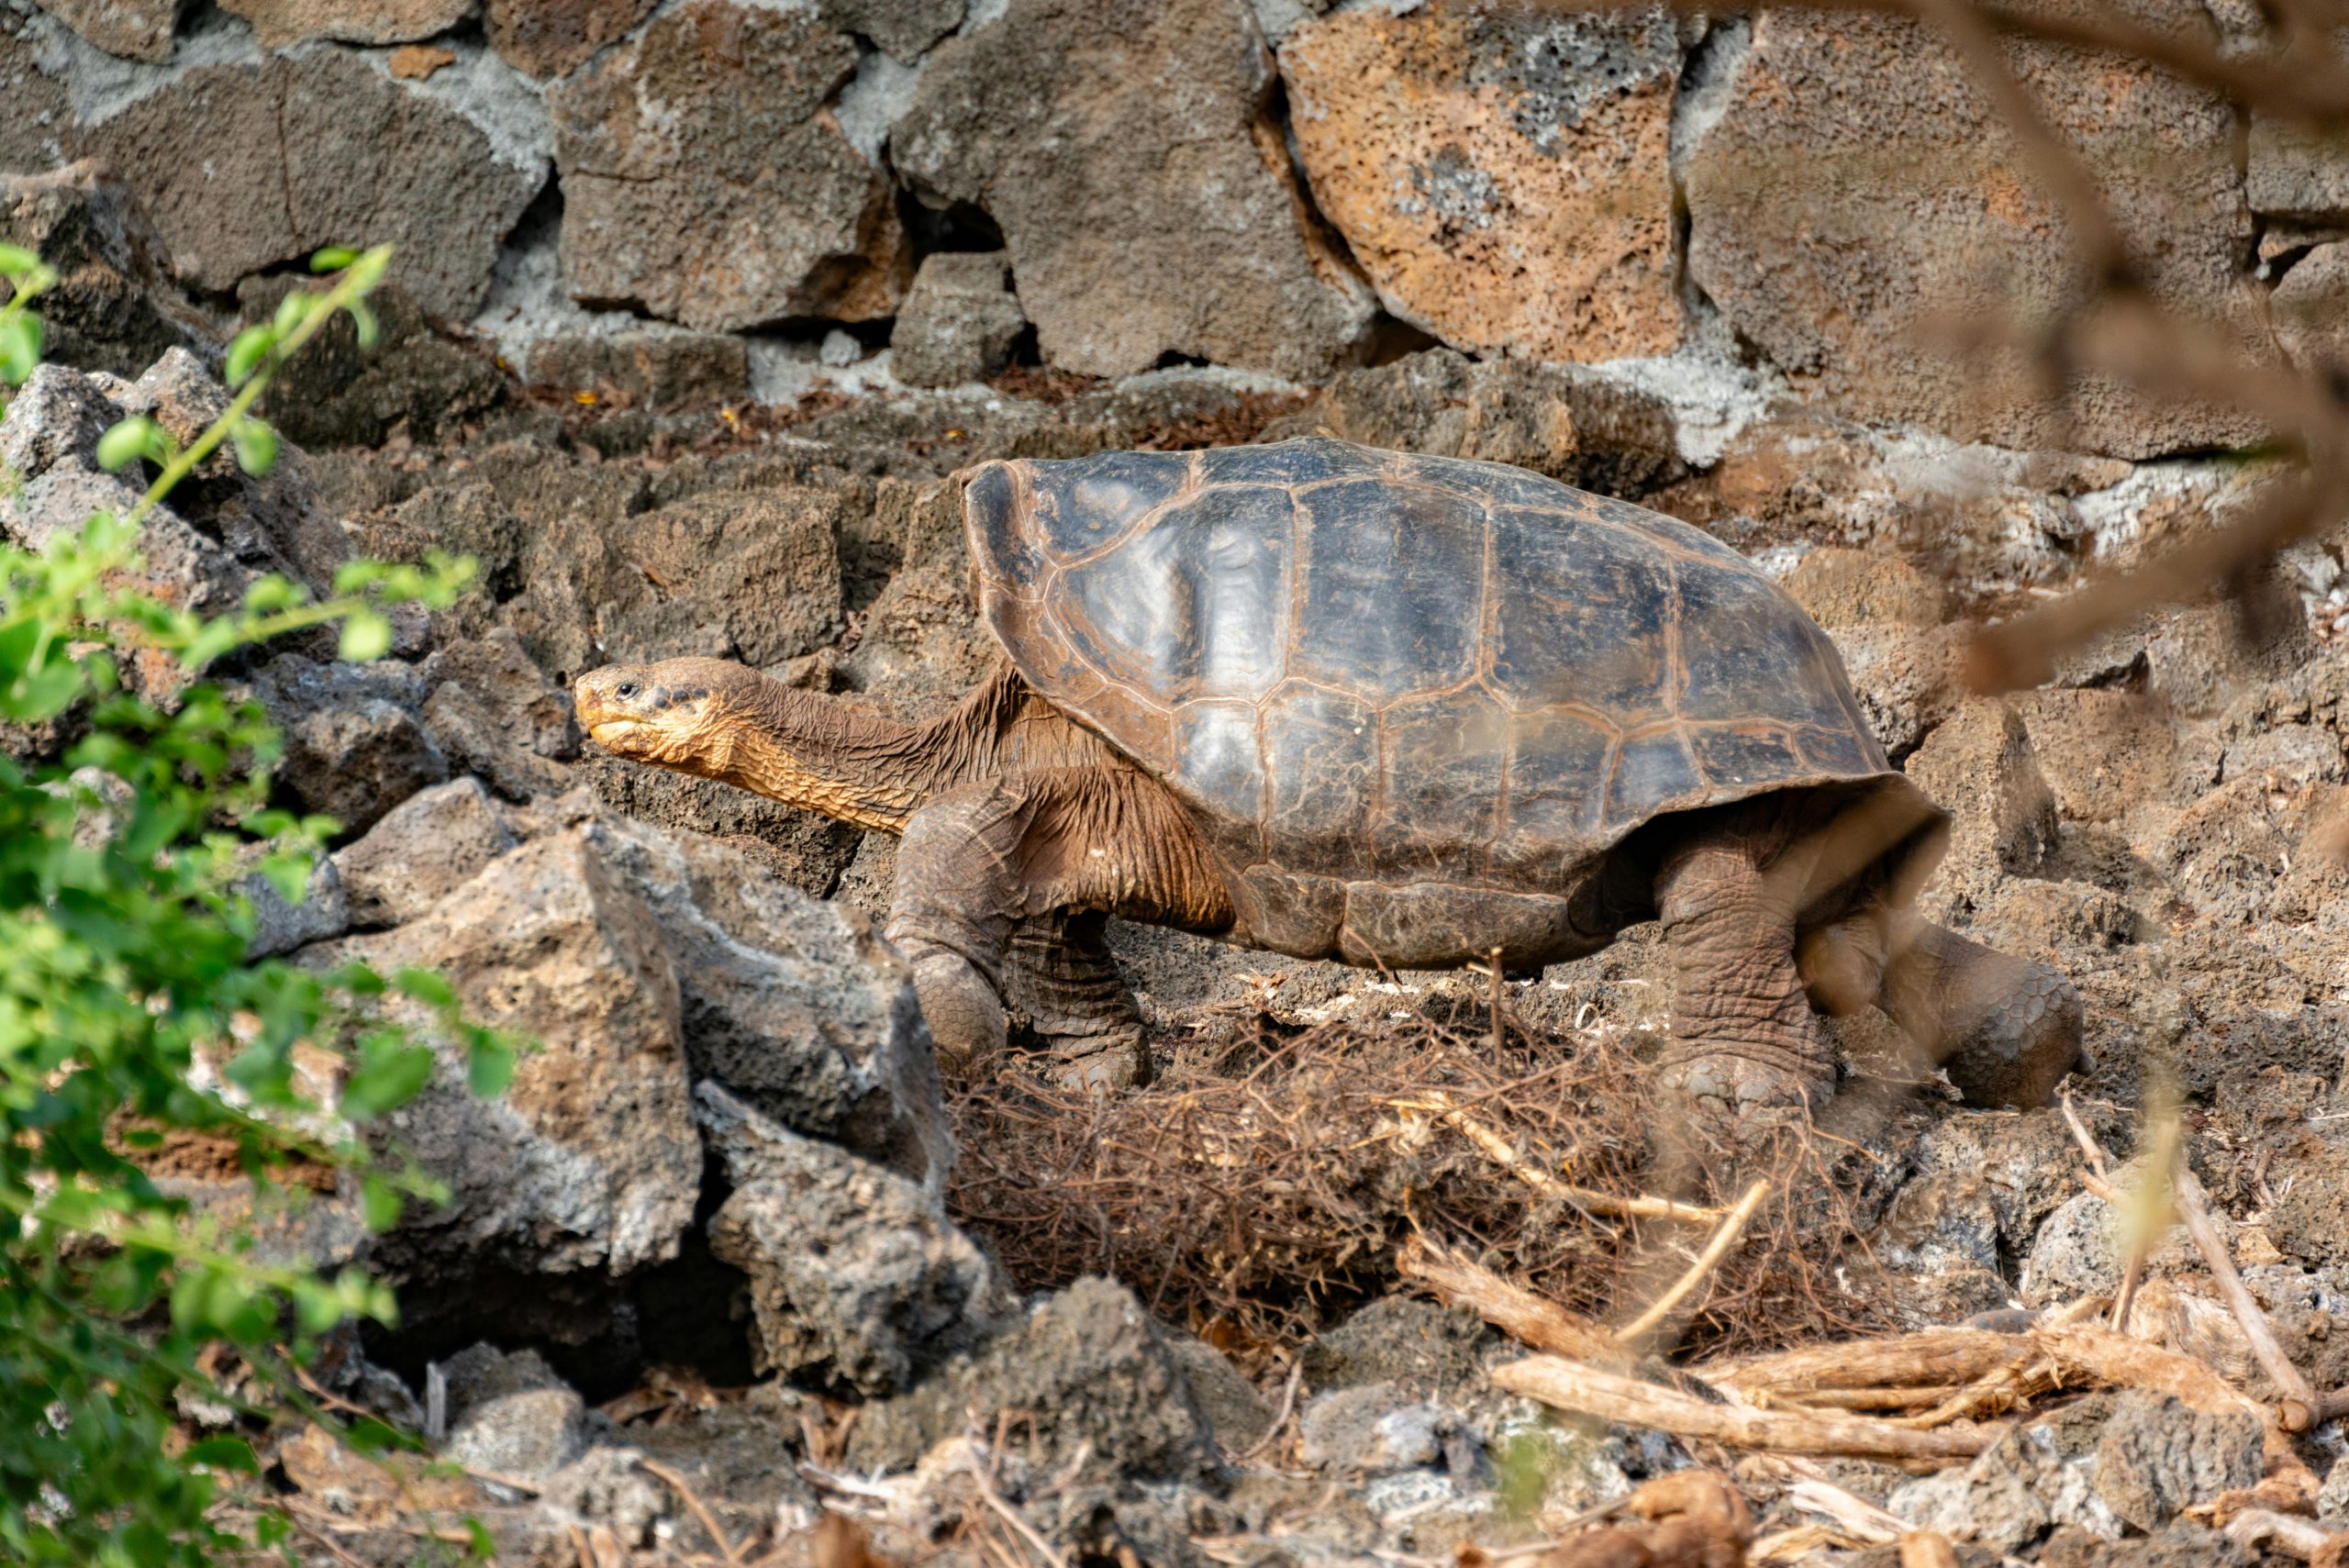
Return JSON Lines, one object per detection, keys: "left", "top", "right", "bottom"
{"left": 574, "top": 437, "right": 2085, "bottom": 1118}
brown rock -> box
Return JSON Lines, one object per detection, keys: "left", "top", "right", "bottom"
{"left": 1904, "top": 697, "right": 2059, "bottom": 919}
{"left": 1279, "top": 0, "right": 1682, "bottom": 362}
{"left": 2248, "top": 116, "right": 2349, "bottom": 223}
{"left": 77, "top": 49, "right": 544, "bottom": 317}
{"left": 549, "top": 0, "right": 905, "bottom": 331}
{"left": 2012, "top": 688, "right": 2180, "bottom": 824}
{"left": 889, "top": 251, "right": 1025, "bottom": 389}
{"left": 816, "top": 0, "right": 961, "bottom": 65}
{"left": 389, "top": 43, "right": 457, "bottom": 78}
{"left": 219, "top": 0, "right": 474, "bottom": 49}
{"left": 2272, "top": 242, "right": 2349, "bottom": 375}
{"left": 618, "top": 490, "right": 844, "bottom": 666}
{"left": 1684, "top": 7, "right": 2271, "bottom": 460}
{"left": 485, "top": 0, "right": 658, "bottom": 78}
{"left": 30, "top": 0, "right": 183, "bottom": 61}
{"left": 0, "top": 162, "right": 212, "bottom": 379}
{"left": 892, "top": 0, "right": 1375, "bottom": 379}
{"left": 1782, "top": 548, "right": 1944, "bottom": 628}
{"left": 527, "top": 331, "right": 749, "bottom": 409}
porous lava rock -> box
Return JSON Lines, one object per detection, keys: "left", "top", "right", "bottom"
{"left": 29, "top": 0, "right": 182, "bottom": 61}
{"left": 548, "top": 0, "right": 906, "bottom": 331}
{"left": 1278, "top": 0, "right": 1683, "bottom": 361}
{"left": 2271, "top": 242, "right": 2349, "bottom": 375}
{"left": 1, "top": 162, "right": 212, "bottom": 378}
{"left": 892, "top": 0, "right": 1375, "bottom": 379}
{"left": 696, "top": 1084, "right": 996, "bottom": 1394}
{"left": 217, "top": 0, "right": 475, "bottom": 49}
{"left": 846, "top": 1275, "right": 1217, "bottom": 1480}
{"left": 816, "top": 0, "right": 961, "bottom": 65}
{"left": 485, "top": 0, "right": 659, "bottom": 79}
{"left": 73, "top": 46, "right": 543, "bottom": 318}
{"left": 890, "top": 251, "right": 1025, "bottom": 388}
{"left": 1683, "top": 6, "right": 2271, "bottom": 459}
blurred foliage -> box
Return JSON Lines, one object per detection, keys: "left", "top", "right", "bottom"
{"left": 0, "top": 240, "right": 512, "bottom": 1565}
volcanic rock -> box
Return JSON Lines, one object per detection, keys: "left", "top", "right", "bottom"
{"left": 1278, "top": 0, "right": 1683, "bottom": 361}
{"left": 892, "top": 0, "right": 1375, "bottom": 379}
{"left": 547, "top": 0, "right": 905, "bottom": 330}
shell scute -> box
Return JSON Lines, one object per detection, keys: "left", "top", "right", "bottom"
{"left": 1292, "top": 478, "right": 1484, "bottom": 701}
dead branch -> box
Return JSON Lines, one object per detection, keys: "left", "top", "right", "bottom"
{"left": 1898, "top": 1533, "right": 1962, "bottom": 1568}
{"left": 1399, "top": 1238, "right": 1636, "bottom": 1369}
{"left": 2171, "top": 1162, "right": 2320, "bottom": 1410}
{"left": 639, "top": 1457, "right": 746, "bottom": 1567}
{"left": 2224, "top": 1509, "right": 2349, "bottom": 1564}
{"left": 1615, "top": 1179, "right": 1771, "bottom": 1346}
{"left": 1491, "top": 1355, "right": 2004, "bottom": 1461}
{"left": 1397, "top": 1090, "right": 1726, "bottom": 1226}
{"left": 1711, "top": 1329, "right": 2028, "bottom": 1398}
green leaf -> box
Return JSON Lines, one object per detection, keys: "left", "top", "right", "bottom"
{"left": 361, "top": 1174, "right": 405, "bottom": 1232}
{"left": 0, "top": 312, "right": 40, "bottom": 385}
{"left": 340, "top": 1038, "right": 436, "bottom": 1121}
{"left": 468, "top": 1039, "right": 516, "bottom": 1099}
{"left": 347, "top": 298, "right": 380, "bottom": 351}
{"left": 393, "top": 967, "right": 455, "bottom": 1009}
{"left": 231, "top": 417, "right": 280, "bottom": 478}
{"left": 224, "top": 325, "right": 276, "bottom": 388}
{"left": 309, "top": 245, "right": 362, "bottom": 273}
{"left": 95, "top": 415, "right": 160, "bottom": 472}
{"left": 337, "top": 608, "right": 393, "bottom": 663}
{"left": 273, "top": 290, "right": 314, "bottom": 338}
{"left": 184, "top": 1436, "right": 261, "bottom": 1474}
{"left": 0, "top": 242, "right": 39, "bottom": 277}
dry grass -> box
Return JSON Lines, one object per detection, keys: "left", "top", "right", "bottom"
{"left": 945, "top": 994, "right": 1899, "bottom": 1360}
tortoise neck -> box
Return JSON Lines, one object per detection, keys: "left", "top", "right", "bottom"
{"left": 711, "top": 662, "right": 1065, "bottom": 834}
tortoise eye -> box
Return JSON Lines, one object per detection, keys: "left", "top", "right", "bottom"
{"left": 616, "top": 681, "right": 639, "bottom": 699}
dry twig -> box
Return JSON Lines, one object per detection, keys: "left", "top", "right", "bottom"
{"left": 1491, "top": 1356, "right": 2003, "bottom": 1461}
{"left": 1614, "top": 1179, "right": 1770, "bottom": 1346}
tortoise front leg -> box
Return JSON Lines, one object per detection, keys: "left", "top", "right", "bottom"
{"left": 1003, "top": 909, "right": 1151, "bottom": 1089}
{"left": 1651, "top": 808, "right": 1837, "bottom": 1120}
{"left": 885, "top": 768, "right": 1228, "bottom": 1092}
{"left": 1876, "top": 913, "right": 2087, "bottom": 1108}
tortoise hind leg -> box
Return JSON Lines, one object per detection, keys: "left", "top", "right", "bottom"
{"left": 1877, "top": 914, "right": 2087, "bottom": 1108}
{"left": 1003, "top": 910, "right": 1151, "bottom": 1090}
{"left": 1650, "top": 808, "right": 1838, "bottom": 1118}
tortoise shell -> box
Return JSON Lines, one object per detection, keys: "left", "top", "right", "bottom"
{"left": 963, "top": 438, "right": 1942, "bottom": 966}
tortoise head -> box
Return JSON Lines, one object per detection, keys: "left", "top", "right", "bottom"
{"left": 573, "top": 656, "right": 766, "bottom": 773}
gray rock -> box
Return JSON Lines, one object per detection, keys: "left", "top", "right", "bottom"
{"left": 595, "top": 819, "right": 951, "bottom": 1186}
{"left": 242, "top": 280, "right": 507, "bottom": 450}
{"left": 253, "top": 654, "right": 451, "bottom": 837}
{"left": 1297, "top": 1383, "right": 1444, "bottom": 1474}
{"left": 846, "top": 1274, "right": 1215, "bottom": 1480}
{"left": 334, "top": 776, "right": 518, "bottom": 929}
{"left": 240, "top": 851, "right": 351, "bottom": 958}
{"left": 2092, "top": 1392, "right": 2264, "bottom": 1531}
{"left": 1, "top": 163, "right": 213, "bottom": 379}
{"left": 527, "top": 332, "right": 749, "bottom": 411}
{"left": 548, "top": 0, "right": 903, "bottom": 331}
{"left": 77, "top": 47, "right": 544, "bottom": 318}
{"left": 2272, "top": 242, "right": 2349, "bottom": 376}
{"left": 696, "top": 1084, "right": 999, "bottom": 1396}
{"left": 436, "top": 1345, "right": 589, "bottom": 1479}
{"left": 817, "top": 0, "right": 960, "bottom": 64}
{"left": 607, "top": 489, "right": 844, "bottom": 667}
{"left": 2321, "top": 1453, "right": 2348, "bottom": 1525}
{"left": 29, "top": 0, "right": 183, "bottom": 61}
{"left": 1902, "top": 698, "right": 2059, "bottom": 921}
{"left": 576, "top": 753, "right": 865, "bottom": 897}
{"left": 1301, "top": 1295, "right": 1492, "bottom": 1402}
{"left": 893, "top": 0, "right": 1375, "bottom": 379}
{"left": 219, "top": 0, "right": 475, "bottom": 49}
{"left": 890, "top": 251, "right": 1025, "bottom": 389}
{"left": 537, "top": 1447, "right": 666, "bottom": 1548}
{"left": 1166, "top": 1337, "right": 1275, "bottom": 1455}
{"left": 1888, "top": 1415, "right": 2121, "bottom": 1552}
{"left": 313, "top": 823, "right": 702, "bottom": 1277}
{"left": 1684, "top": 6, "right": 2268, "bottom": 459}
{"left": 419, "top": 628, "right": 582, "bottom": 803}
{"left": 1268, "top": 348, "right": 1685, "bottom": 495}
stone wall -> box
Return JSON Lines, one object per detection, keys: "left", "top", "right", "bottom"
{"left": 6, "top": 0, "right": 2339, "bottom": 458}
